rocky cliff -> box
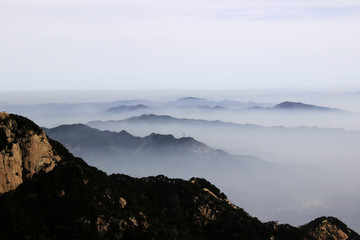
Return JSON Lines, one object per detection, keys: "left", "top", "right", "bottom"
{"left": 301, "top": 217, "right": 360, "bottom": 240}
{"left": 0, "top": 112, "right": 61, "bottom": 193}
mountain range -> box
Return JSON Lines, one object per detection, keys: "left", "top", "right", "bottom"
{"left": 3, "top": 96, "right": 358, "bottom": 131}
{"left": 106, "top": 104, "right": 150, "bottom": 113}
{"left": 44, "top": 123, "right": 265, "bottom": 178}
{"left": 1, "top": 112, "right": 359, "bottom": 239}
{"left": 87, "top": 114, "right": 360, "bottom": 166}
{"left": 265, "top": 101, "right": 341, "bottom": 111}
{"left": 85, "top": 113, "right": 360, "bottom": 232}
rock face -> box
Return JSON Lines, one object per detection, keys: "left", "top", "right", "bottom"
{"left": 301, "top": 217, "right": 359, "bottom": 240}
{"left": 310, "top": 221, "right": 349, "bottom": 240}
{"left": 0, "top": 112, "right": 61, "bottom": 193}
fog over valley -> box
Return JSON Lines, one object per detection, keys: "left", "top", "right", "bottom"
{"left": 2, "top": 90, "right": 360, "bottom": 129}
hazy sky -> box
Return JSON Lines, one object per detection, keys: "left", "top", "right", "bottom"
{"left": 1, "top": 0, "right": 360, "bottom": 91}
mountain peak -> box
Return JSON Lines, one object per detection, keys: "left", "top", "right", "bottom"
{"left": 106, "top": 104, "right": 149, "bottom": 113}
{"left": 177, "top": 97, "right": 206, "bottom": 101}
{"left": 273, "top": 101, "right": 336, "bottom": 111}
{"left": 301, "top": 216, "right": 360, "bottom": 240}
{"left": 127, "top": 114, "right": 177, "bottom": 123}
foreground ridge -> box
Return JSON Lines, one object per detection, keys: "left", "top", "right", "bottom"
{"left": 0, "top": 112, "right": 359, "bottom": 240}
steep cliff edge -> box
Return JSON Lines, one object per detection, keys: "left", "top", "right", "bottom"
{"left": 0, "top": 112, "right": 61, "bottom": 193}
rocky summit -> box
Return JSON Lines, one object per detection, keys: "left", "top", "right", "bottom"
{"left": 0, "top": 112, "right": 61, "bottom": 194}
{"left": 0, "top": 112, "right": 359, "bottom": 240}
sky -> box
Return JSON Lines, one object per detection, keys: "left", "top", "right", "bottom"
{"left": 1, "top": 0, "right": 360, "bottom": 91}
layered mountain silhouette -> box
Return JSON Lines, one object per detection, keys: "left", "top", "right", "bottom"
{"left": 86, "top": 113, "right": 360, "bottom": 232}
{"left": 88, "top": 114, "right": 242, "bottom": 130}
{"left": 1, "top": 112, "right": 359, "bottom": 239}
{"left": 166, "top": 97, "right": 268, "bottom": 110}
{"left": 87, "top": 113, "right": 357, "bottom": 135}
{"left": 272, "top": 101, "right": 340, "bottom": 111}
{"left": 4, "top": 96, "right": 355, "bottom": 132}
{"left": 44, "top": 123, "right": 264, "bottom": 177}
{"left": 86, "top": 114, "right": 360, "bottom": 170}
{"left": 106, "top": 104, "right": 149, "bottom": 113}
{"left": 247, "top": 101, "right": 342, "bottom": 112}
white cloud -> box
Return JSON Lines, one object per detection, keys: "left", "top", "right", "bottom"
{"left": 277, "top": 198, "right": 327, "bottom": 212}
{"left": 299, "top": 198, "right": 326, "bottom": 210}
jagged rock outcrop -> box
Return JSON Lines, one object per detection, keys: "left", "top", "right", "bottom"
{"left": 0, "top": 112, "right": 61, "bottom": 193}
{"left": 301, "top": 217, "right": 359, "bottom": 240}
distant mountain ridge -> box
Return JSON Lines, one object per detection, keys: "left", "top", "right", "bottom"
{"left": 167, "top": 96, "right": 269, "bottom": 109}
{"left": 44, "top": 123, "right": 220, "bottom": 156}
{"left": 44, "top": 123, "right": 264, "bottom": 177}
{"left": 88, "top": 113, "right": 351, "bottom": 132}
{"left": 1, "top": 112, "right": 359, "bottom": 239}
{"left": 106, "top": 104, "right": 149, "bottom": 113}
{"left": 246, "top": 101, "right": 343, "bottom": 112}
{"left": 273, "top": 101, "right": 340, "bottom": 111}
{"left": 178, "top": 97, "right": 206, "bottom": 101}
{"left": 4, "top": 96, "right": 355, "bottom": 132}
